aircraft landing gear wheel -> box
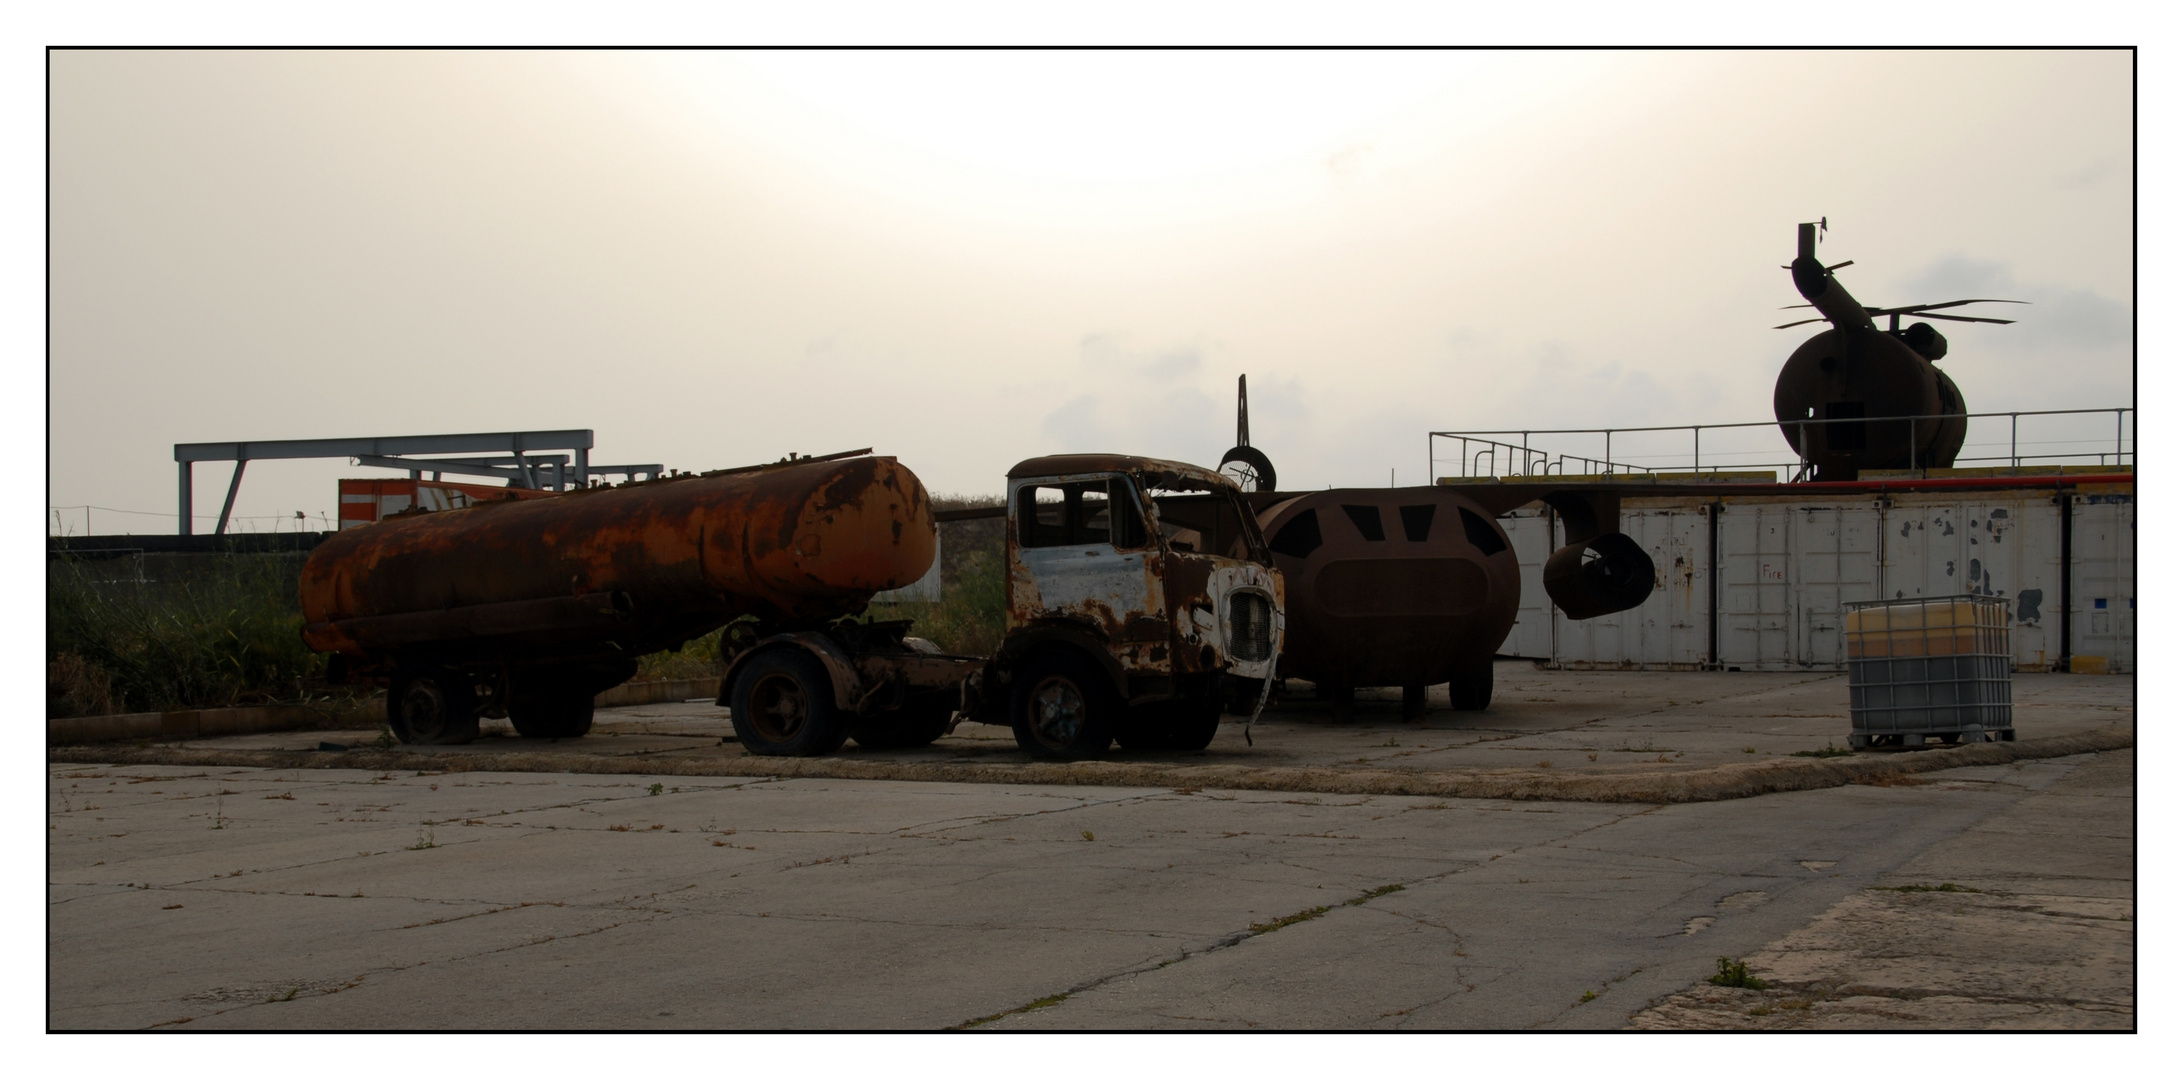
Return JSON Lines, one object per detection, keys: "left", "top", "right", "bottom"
{"left": 1448, "top": 661, "right": 1493, "bottom": 711}
{"left": 730, "top": 649, "right": 852, "bottom": 757}
{"left": 389, "top": 668, "right": 481, "bottom": 745}
{"left": 1011, "top": 651, "right": 1117, "bottom": 761}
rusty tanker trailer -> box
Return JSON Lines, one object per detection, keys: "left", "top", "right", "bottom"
{"left": 301, "top": 454, "right": 937, "bottom": 744}
{"left": 302, "top": 451, "right": 1287, "bottom": 761}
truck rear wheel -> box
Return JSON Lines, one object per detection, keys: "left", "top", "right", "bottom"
{"left": 509, "top": 696, "right": 595, "bottom": 739}
{"left": 1116, "top": 701, "right": 1220, "bottom": 752}
{"left": 1448, "top": 661, "right": 1493, "bottom": 711}
{"left": 389, "top": 668, "right": 481, "bottom": 745}
{"left": 729, "top": 649, "right": 852, "bottom": 757}
{"left": 850, "top": 694, "right": 955, "bottom": 750}
{"left": 1010, "top": 651, "right": 1117, "bottom": 760}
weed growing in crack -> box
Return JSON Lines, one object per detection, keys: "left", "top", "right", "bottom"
{"left": 211, "top": 795, "right": 225, "bottom": 830}
{"left": 370, "top": 727, "right": 396, "bottom": 751}
{"left": 1343, "top": 884, "right": 1405, "bottom": 906}
{"left": 1709, "top": 957, "right": 1768, "bottom": 990}
{"left": 1249, "top": 906, "right": 1330, "bottom": 934}
{"left": 408, "top": 825, "right": 436, "bottom": 850}
{"left": 647, "top": 783, "right": 664, "bottom": 796}
{"left": 1578, "top": 990, "right": 1597, "bottom": 1003}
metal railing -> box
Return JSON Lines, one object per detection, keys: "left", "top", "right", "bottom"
{"left": 1429, "top": 407, "right": 2133, "bottom": 484}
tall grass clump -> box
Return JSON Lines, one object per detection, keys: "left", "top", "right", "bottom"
{"left": 47, "top": 553, "right": 325, "bottom": 717}
{"left": 864, "top": 493, "right": 1008, "bottom": 656}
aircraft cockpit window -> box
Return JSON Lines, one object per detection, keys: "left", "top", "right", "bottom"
{"left": 1398, "top": 505, "right": 1435, "bottom": 542}
{"left": 1269, "top": 509, "right": 1323, "bottom": 560}
{"left": 1459, "top": 507, "right": 1507, "bottom": 556}
{"left": 1342, "top": 505, "right": 1386, "bottom": 542}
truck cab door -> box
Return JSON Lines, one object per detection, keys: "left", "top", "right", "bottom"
{"left": 1008, "top": 475, "right": 1167, "bottom": 656}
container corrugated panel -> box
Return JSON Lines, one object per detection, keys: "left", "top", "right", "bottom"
{"left": 1876, "top": 494, "right": 2061, "bottom": 671}
{"left": 2072, "top": 493, "right": 2135, "bottom": 672}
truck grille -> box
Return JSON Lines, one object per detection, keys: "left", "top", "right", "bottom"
{"left": 1226, "top": 592, "right": 1273, "bottom": 662}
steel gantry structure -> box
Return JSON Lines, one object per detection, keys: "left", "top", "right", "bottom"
{"left": 172, "top": 429, "right": 663, "bottom": 535}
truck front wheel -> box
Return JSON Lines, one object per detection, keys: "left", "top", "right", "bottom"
{"left": 730, "top": 649, "right": 852, "bottom": 756}
{"left": 1010, "top": 651, "right": 1117, "bottom": 761}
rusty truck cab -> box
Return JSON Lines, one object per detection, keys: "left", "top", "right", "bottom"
{"left": 994, "top": 455, "right": 1284, "bottom": 759}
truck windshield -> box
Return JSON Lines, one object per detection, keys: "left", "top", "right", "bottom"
{"left": 1143, "top": 480, "right": 1268, "bottom": 563}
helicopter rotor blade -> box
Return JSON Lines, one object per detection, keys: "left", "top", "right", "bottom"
{"left": 1778, "top": 303, "right": 1815, "bottom": 310}
{"left": 1907, "top": 312, "right": 2017, "bottom": 325}
{"left": 1773, "top": 318, "right": 1829, "bottom": 329}
{"left": 1867, "top": 298, "right": 2030, "bottom": 316}
{"left": 1825, "top": 260, "right": 1854, "bottom": 270}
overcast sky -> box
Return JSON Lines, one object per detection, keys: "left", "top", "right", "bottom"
{"left": 47, "top": 49, "right": 2134, "bottom": 534}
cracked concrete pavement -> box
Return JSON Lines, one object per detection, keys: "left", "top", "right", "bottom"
{"left": 49, "top": 733, "right": 2132, "bottom": 1029}
{"left": 80, "top": 668, "right": 2133, "bottom": 803}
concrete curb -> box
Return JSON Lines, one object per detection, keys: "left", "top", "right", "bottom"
{"left": 46, "top": 726, "right": 2132, "bottom": 803}
{"left": 45, "top": 702, "right": 383, "bottom": 745}
{"left": 47, "top": 678, "right": 721, "bottom": 745}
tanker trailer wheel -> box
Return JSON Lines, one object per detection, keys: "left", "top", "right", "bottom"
{"left": 1448, "top": 661, "right": 1493, "bottom": 712}
{"left": 388, "top": 668, "right": 482, "bottom": 745}
{"left": 729, "top": 649, "right": 852, "bottom": 757}
{"left": 849, "top": 692, "right": 955, "bottom": 750}
{"left": 1115, "top": 701, "right": 1220, "bottom": 752}
{"left": 1010, "top": 650, "right": 1118, "bottom": 761}
{"left": 508, "top": 696, "right": 595, "bottom": 740}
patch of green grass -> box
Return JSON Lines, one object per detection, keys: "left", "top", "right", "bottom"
{"left": 863, "top": 496, "right": 1009, "bottom": 656}
{"left": 1792, "top": 745, "right": 1855, "bottom": 758}
{"left": 1709, "top": 957, "right": 1769, "bottom": 990}
{"left": 47, "top": 552, "right": 331, "bottom": 715}
{"left": 1872, "top": 882, "right": 1981, "bottom": 894}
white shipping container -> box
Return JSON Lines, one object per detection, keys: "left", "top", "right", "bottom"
{"left": 1497, "top": 486, "right": 2130, "bottom": 673}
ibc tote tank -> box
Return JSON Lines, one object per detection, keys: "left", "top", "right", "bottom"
{"left": 299, "top": 454, "right": 936, "bottom": 664}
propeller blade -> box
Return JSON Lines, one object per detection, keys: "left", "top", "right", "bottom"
{"left": 1773, "top": 318, "right": 1829, "bottom": 329}
{"left": 1912, "top": 312, "right": 2017, "bottom": 325}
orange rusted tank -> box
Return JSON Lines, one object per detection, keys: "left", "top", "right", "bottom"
{"left": 300, "top": 454, "right": 935, "bottom": 665}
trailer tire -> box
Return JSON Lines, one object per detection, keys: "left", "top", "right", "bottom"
{"left": 729, "top": 648, "right": 852, "bottom": 757}
{"left": 509, "top": 696, "right": 595, "bottom": 740}
{"left": 1116, "top": 701, "right": 1220, "bottom": 752}
{"left": 849, "top": 694, "right": 955, "bottom": 750}
{"left": 389, "top": 668, "right": 481, "bottom": 745}
{"left": 1010, "top": 650, "right": 1117, "bottom": 760}
{"left": 1448, "top": 661, "right": 1493, "bottom": 711}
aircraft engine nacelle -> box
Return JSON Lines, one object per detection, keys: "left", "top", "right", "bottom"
{"left": 1541, "top": 532, "right": 1655, "bottom": 620}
